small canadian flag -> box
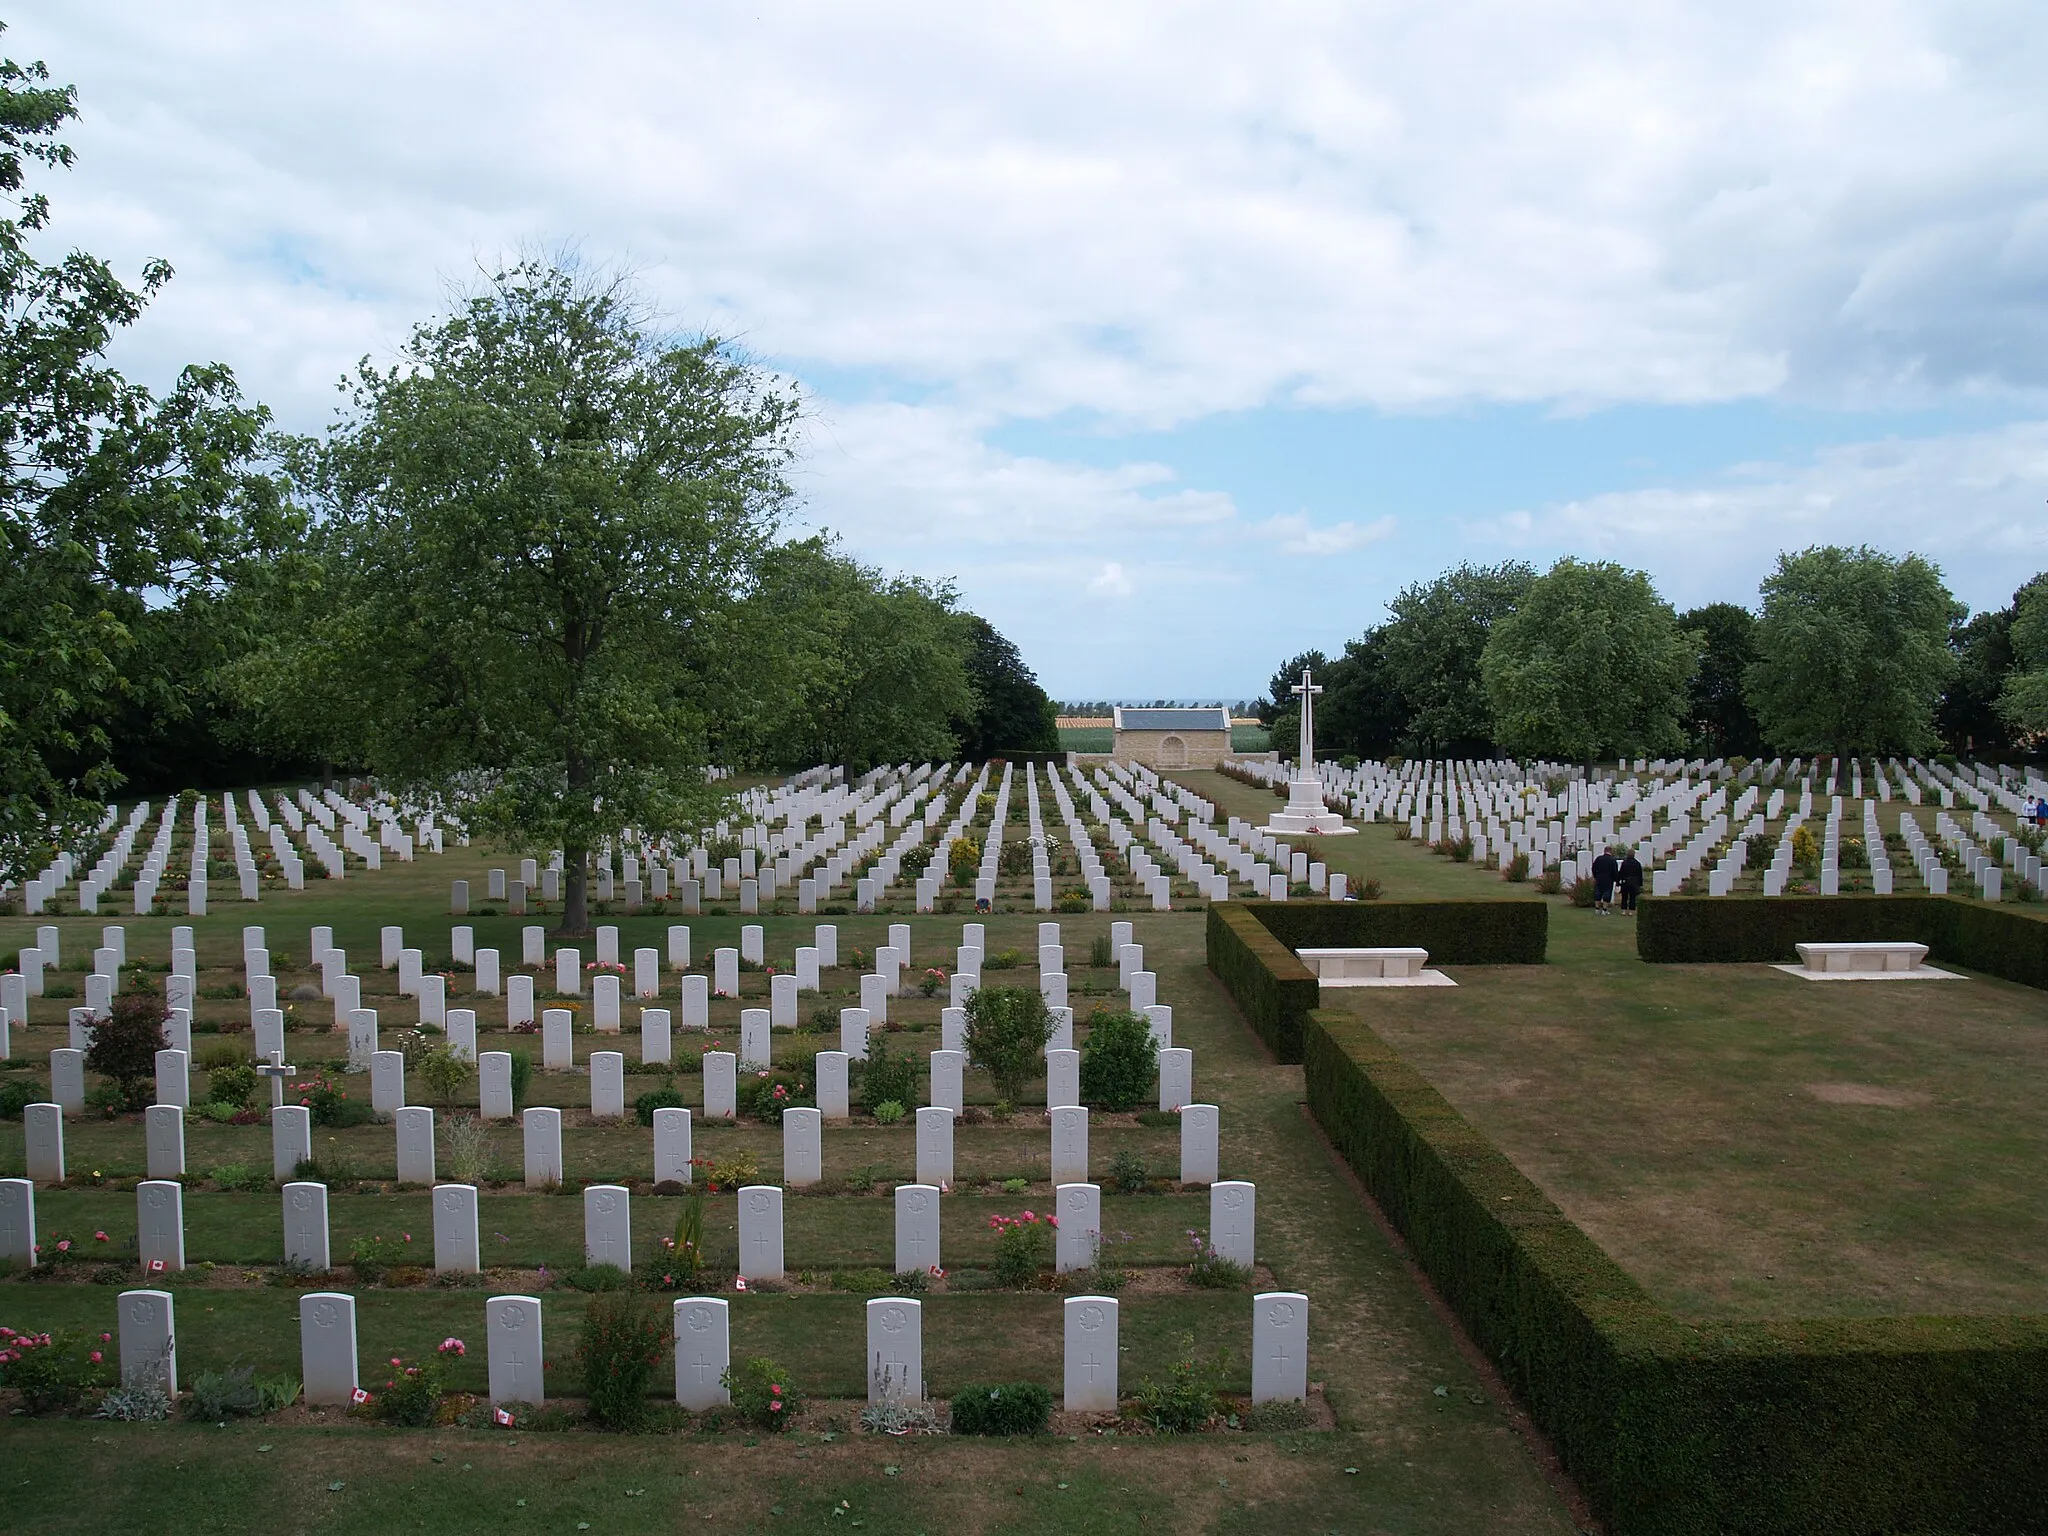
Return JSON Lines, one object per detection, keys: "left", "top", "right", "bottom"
{"left": 493, "top": 1407, "right": 516, "bottom": 1427}
{"left": 735, "top": 1277, "right": 748, "bottom": 1292}
{"left": 349, "top": 1387, "right": 370, "bottom": 1405}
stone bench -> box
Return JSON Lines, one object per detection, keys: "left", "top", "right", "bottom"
{"left": 1793, "top": 941, "right": 1927, "bottom": 974}
{"left": 1295, "top": 947, "right": 1454, "bottom": 987}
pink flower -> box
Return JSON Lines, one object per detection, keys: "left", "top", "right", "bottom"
{"left": 769, "top": 1399, "right": 783, "bottom": 1412}
{"left": 93, "top": 1231, "right": 108, "bottom": 1242}
{"left": 55, "top": 1240, "right": 70, "bottom": 1252}
{"left": 89, "top": 1351, "right": 102, "bottom": 1364}
{"left": 99, "top": 1333, "right": 110, "bottom": 1343}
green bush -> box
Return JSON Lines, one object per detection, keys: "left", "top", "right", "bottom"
{"left": 963, "top": 985, "right": 1056, "bottom": 1103}
{"left": 989, "top": 1210, "right": 1053, "bottom": 1287}
{"left": 1079, "top": 1009, "right": 1157, "bottom": 1111}
{"left": 634, "top": 1087, "right": 686, "bottom": 1126}
{"left": 208, "top": 1162, "right": 272, "bottom": 1193}
{"left": 0, "top": 1327, "right": 112, "bottom": 1414}
{"left": 509, "top": 1049, "right": 534, "bottom": 1108}
{"left": 735, "top": 1065, "right": 811, "bottom": 1124}
{"left": 207, "top": 1062, "right": 257, "bottom": 1108}
{"left": 1128, "top": 1334, "right": 1224, "bottom": 1432}
{"left": 184, "top": 1363, "right": 266, "bottom": 1421}
{"left": 83, "top": 992, "right": 170, "bottom": 1110}
{"left": 949, "top": 1381, "right": 1051, "bottom": 1435}
{"left": 857, "top": 1036, "right": 918, "bottom": 1117}
{"left": 579, "top": 1292, "right": 671, "bottom": 1430}
{"left": 563, "top": 1263, "right": 634, "bottom": 1293}
{"left": 1303, "top": 1005, "right": 2048, "bottom": 1536}
{"left": 0, "top": 1079, "right": 39, "bottom": 1119}
{"left": 722, "top": 1355, "right": 799, "bottom": 1431}
{"left": 369, "top": 1353, "right": 445, "bottom": 1427}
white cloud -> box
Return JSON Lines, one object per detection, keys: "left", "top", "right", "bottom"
{"left": 1088, "top": 562, "right": 1135, "bottom": 598}
{"left": 1252, "top": 513, "right": 1398, "bottom": 557}
{"left": 1464, "top": 419, "right": 2048, "bottom": 610}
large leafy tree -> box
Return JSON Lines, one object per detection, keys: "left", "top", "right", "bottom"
{"left": 1481, "top": 559, "right": 1695, "bottom": 763}
{"left": 1259, "top": 649, "right": 1328, "bottom": 756}
{"left": 1743, "top": 546, "right": 1962, "bottom": 763}
{"left": 1676, "top": 602, "right": 1763, "bottom": 758}
{"left": 1937, "top": 600, "right": 2019, "bottom": 757}
{"left": 0, "top": 35, "right": 278, "bottom": 881}
{"left": 707, "top": 536, "right": 974, "bottom": 773}
{"left": 243, "top": 259, "right": 798, "bottom": 932}
{"left": 1383, "top": 561, "right": 1534, "bottom": 757}
{"left": 1317, "top": 628, "right": 1409, "bottom": 760}
{"left": 1999, "top": 575, "right": 2048, "bottom": 743}
{"left": 954, "top": 616, "right": 1060, "bottom": 758}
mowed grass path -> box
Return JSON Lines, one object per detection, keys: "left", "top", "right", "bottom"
{"left": 0, "top": 836, "right": 1580, "bottom": 1535}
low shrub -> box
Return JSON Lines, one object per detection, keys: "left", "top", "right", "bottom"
{"left": 1128, "top": 1334, "right": 1224, "bottom": 1432}
{"left": 723, "top": 1355, "right": 799, "bottom": 1430}
{"left": 508, "top": 1049, "right": 534, "bottom": 1108}
{"left": 84, "top": 993, "right": 170, "bottom": 1111}
{"left": 634, "top": 1086, "right": 686, "bottom": 1126}
{"left": 1108, "top": 1149, "right": 1148, "bottom": 1194}
{"left": 580, "top": 1292, "right": 671, "bottom": 1430}
{"left": 207, "top": 1062, "right": 257, "bottom": 1109}
{"left": 563, "top": 1263, "right": 634, "bottom": 1293}
{"left": 0, "top": 1326, "right": 112, "bottom": 1414}
{"left": 963, "top": 986, "right": 1056, "bottom": 1103}
{"left": 1079, "top": 1009, "right": 1157, "bottom": 1111}
{"left": 0, "top": 1079, "right": 39, "bottom": 1119}
{"left": 208, "top": 1162, "right": 272, "bottom": 1193}
{"left": 1569, "top": 876, "right": 1597, "bottom": 908}
{"left": 1243, "top": 1398, "right": 1317, "bottom": 1431}
{"left": 949, "top": 1381, "right": 1052, "bottom": 1436}
{"left": 1503, "top": 853, "right": 1530, "bottom": 883}
{"left": 369, "top": 1351, "right": 446, "bottom": 1426}
{"left": 1187, "top": 1231, "right": 1254, "bottom": 1289}
{"left": 989, "top": 1209, "right": 1053, "bottom": 1287}
{"left": 1088, "top": 935, "right": 1115, "bottom": 968}
{"left": 857, "top": 1036, "right": 918, "bottom": 1117}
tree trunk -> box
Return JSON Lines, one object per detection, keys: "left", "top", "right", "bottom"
{"left": 561, "top": 848, "right": 589, "bottom": 937}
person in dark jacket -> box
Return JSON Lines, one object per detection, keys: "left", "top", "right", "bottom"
{"left": 1590, "top": 847, "right": 1619, "bottom": 913}
{"left": 1617, "top": 850, "right": 1644, "bottom": 914}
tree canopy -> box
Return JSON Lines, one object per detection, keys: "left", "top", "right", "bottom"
{"left": 1383, "top": 562, "right": 1534, "bottom": 757}
{"left": 1743, "top": 546, "right": 1962, "bottom": 762}
{"left": 1480, "top": 559, "right": 1695, "bottom": 763}
{"left": 235, "top": 258, "right": 799, "bottom": 931}
{"left": 954, "top": 616, "right": 1060, "bottom": 758}
{"left": 1677, "top": 602, "right": 1763, "bottom": 758}
{"left": 0, "top": 34, "right": 280, "bottom": 882}
{"left": 1999, "top": 575, "right": 2048, "bottom": 742}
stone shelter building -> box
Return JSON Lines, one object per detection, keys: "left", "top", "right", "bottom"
{"left": 1111, "top": 706, "right": 1232, "bottom": 769}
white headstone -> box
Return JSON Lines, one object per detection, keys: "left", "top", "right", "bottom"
{"left": 593, "top": 973, "right": 621, "bottom": 1032}
{"left": 940, "top": 1007, "right": 965, "bottom": 1053}
{"left": 154, "top": 1048, "right": 190, "bottom": 1110}
{"left": 282, "top": 1180, "right": 329, "bottom": 1269}
{"left": 137, "top": 1179, "right": 185, "bottom": 1271}
{"left": 347, "top": 1008, "right": 378, "bottom": 1070}
{"left": 475, "top": 948, "right": 501, "bottom": 996}
{"left": 1055, "top": 1181, "right": 1099, "bottom": 1272}
{"left": 119, "top": 1289, "right": 177, "bottom": 1396}
{"left": 24, "top": 1103, "right": 63, "bottom": 1182}
{"left": 1048, "top": 1006, "right": 1074, "bottom": 1052}
{"left": 737, "top": 1185, "right": 785, "bottom": 1279}
{"left": 739, "top": 1009, "right": 771, "bottom": 1070}
{"left": 770, "top": 973, "right": 798, "bottom": 1028}
{"left": 641, "top": 1007, "right": 672, "bottom": 1065}
{"left": 1143, "top": 1004, "right": 1173, "bottom": 1049}
{"left": 1211, "top": 1180, "right": 1257, "bottom": 1266}
{"left": 668, "top": 924, "right": 692, "bottom": 969}
{"left": 541, "top": 1008, "right": 573, "bottom": 1071}
{"left": 145, "top": 1104, "right": 185, "bottom": 1180}
{"left": 584, "top": 1184, "right": 632, "bottom": 1270}
{"left": 1050, "top": 1105, "right": 1089, "bottom": 1184}
{"left": 446, "top": 1008, "right": 477, "bottom": 1063}
{"left": 507, "top": 974, "right": 535, "bottom": 1027}
{"left": 634, "top": 947, "right": 659, "bottom": 999}
{"left": 794, "top": 946, "right": 820, "bottom": 992}
{"left": 523, "top": 1107, "right": 564, "bottom": 1188}
{"left": 479, "top": 1051, "right": 514, "bottom": 1120}
{"left": 370, "top": 1050, "right": 405, "bottom": 1116}
{"left": 866, "top": 1296, "right": 924, "bottom": 1404}
{"left": 555, "top": 948, "right": 581, "bottom": 995}
{"left": 915, "top": 1106, "right": 954, "bottom": 1186}
{"left": 704, "top": 1051, "right": 737, "bottom": 1121}
{"left": 839, "top": 1007, "right": 870, "bottom": 1062}
{"left": 50, "top": 1047, "right": 85, "bottom": 1114}
{"left": 1064, "top": 1295, "right": 1118, "bottom": 1412}
{"left": 433, "top": 1183, "right": 480, "bottom": 1273}
{"left": 817, "top": 1050, "right": 850, "bottom": 1118}
{"left": 1047, "top": 1049, "right": 1081, "bottom": 1110}
{"left": 596, "top": 925, "right": 620, "bottom": 965}
{"left": 1180, "top": 1103, "right": 1220, "bottom": 1184}
{"left": 589, "top": 1051, "right": 625, "bottom": 1120}
{"left": 1252, "top": 1291, "right": 1309, "bottom": 1403}
{"left": 486, "top": 1294, "right": 545, "bottom": 1405}
{"left": 521, "top": 926, "right": 545, "bottom": 967}
{"left": 815, "top": 924, "right": 839, "bottom": 968}
{"left": 0, "top": 1177, "right": 34, "bottom": 1266}
{"left": 672, "top": 1296, "right": 730, "bottom": 1409}
{"left": 782, "top": 1107, "right": 822, "bottom": 1187}
{"left": 272, "top": 1103, "right": 312, "bottom": 1180}
{"left": 894, "top": 1182, "right": 940, "bottom": 1274}
{"left": 680, "top": 973, "right": 709, "bottom": 1029}
{"left": 396, "top": 1106, "right": 436, "bottom": 1184}
{"left": 652, "top": 1106, "right": 693, "bottom": 1186}
{"left": 1158, "top": 1047, "right": 1193, "bottom": 1111}
{"left": 299, "top": 1291, "right": 358, "bottom": 1404}
{"left": 929, "top": 1049, "right": 965, "bottom": 1114}
{"left": 713, "top": 948, "right": 739, "bottom": 997}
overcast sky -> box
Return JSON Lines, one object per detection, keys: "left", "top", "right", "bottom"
{"left": 10, "top": 2, "right": 2047, "bottom": 697}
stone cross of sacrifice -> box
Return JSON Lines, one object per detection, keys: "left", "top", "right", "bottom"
{"left": 1292, "top": 667, "right": 1322, "bottom": 775}
{"left": 256, "top": 1050, "right": 297, "bottom": 1110}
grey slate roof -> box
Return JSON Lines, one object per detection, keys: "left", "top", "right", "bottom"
{"left": 1113, "top": 707, "right": 1231, "bottom": 732}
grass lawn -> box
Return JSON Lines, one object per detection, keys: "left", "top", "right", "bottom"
{"left": 0, "top": 836, "right": 1583, "bottom": 1535}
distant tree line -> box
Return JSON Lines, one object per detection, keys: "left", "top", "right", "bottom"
{"left": 1258, "top": 554, "right": 2047, "bottom": 766}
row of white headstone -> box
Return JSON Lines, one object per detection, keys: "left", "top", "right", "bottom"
{"left": 105, "top": 1284, "right": 1308, "bottom": 1415}
{"left": 0, "top": 1175, "right": 1256, "bottom": 1286}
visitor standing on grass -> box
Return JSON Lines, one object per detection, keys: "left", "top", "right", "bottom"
{"left": 1591, "top": 846, "right": 1619, "bottom": 913}
{"left": 1618, "top": 849, "right": 1644, "bottom": 914}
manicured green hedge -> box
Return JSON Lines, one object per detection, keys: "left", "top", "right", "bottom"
{"left": 1246, "top": 898, "right": 1549, "bottom": 966}
{"left": 1304, "top": 1007, "right": 2048, "bottom": 1535}
{"left": 1205, "top": 900, "right": 1548, "bottom": 1062}
{"left": 1637, "top": 896, "right": 2048, "bottom": 991}
{"left": 1205, "top": 904, "right": 1318, "bottom": 1061}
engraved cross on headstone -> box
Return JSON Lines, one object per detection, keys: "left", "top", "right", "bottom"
{"left": 256, "top": 1050, "right": 296, "bottom": 1110}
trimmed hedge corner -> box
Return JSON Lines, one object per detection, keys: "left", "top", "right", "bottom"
{"left": 1206, "top": 904, "right": 1318, "bottom": 1061}
{"left": 1305, "top": 1007, "right": 2048, "bottom": 1535}
{"left": 1205, "top": 900, "right": 1547, "bottom": 1062}
{"left": 1638, "top": 895, "right": 2048, "bottom": 991}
